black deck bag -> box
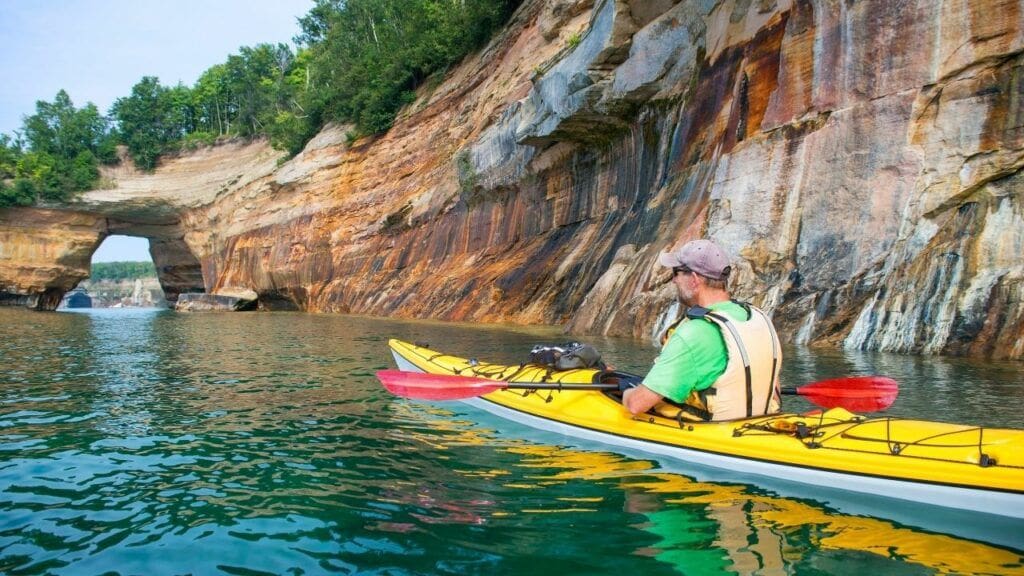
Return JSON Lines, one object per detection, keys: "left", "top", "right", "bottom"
{"left": 529, "top": 342, "right": 605, "bottom": 370}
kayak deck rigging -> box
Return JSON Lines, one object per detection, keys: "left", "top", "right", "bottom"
{"left": 730, "top": 414, "right": 1017, "bottom": 469}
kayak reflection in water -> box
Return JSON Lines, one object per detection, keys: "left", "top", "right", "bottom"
{"left": 394, "top": 405, "right": 1024, "bottom": 575}
{"left": 621, "top": 472, "right": 1024, "bottom": 575}
{"left": 622, "top": 239, "right": 783, "bottom": 421}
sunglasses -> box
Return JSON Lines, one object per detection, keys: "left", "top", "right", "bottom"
{"left": 672, "top": 266, "right": 694, "bottom": 277}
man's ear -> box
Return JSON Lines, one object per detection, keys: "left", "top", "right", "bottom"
{"left": 688, "top": 272, "right": 702, "bottom": 289}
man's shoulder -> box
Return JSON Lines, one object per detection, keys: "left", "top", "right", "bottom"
{"left": 675, "top": 311, "right": 726, "bottom": 342}
{"left": 681, "top": 301, "right": 747, "bottom": 326}
{"left": 708, "top": 300, "right": 751, "bottom": 321}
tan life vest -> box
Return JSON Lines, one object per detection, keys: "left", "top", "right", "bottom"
{"left": 655, "top": 302, "right": 782, "bottom": 422}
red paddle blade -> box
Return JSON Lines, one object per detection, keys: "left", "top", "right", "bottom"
{"left": 376, "top": 370, "right": 506, "bottom": 400}
{"left": 795, "top": 376, "right": 899, "bottom": 411}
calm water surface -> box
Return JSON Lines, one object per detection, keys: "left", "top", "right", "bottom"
{"left": 0, "top": 308, "right": 1022, "bottom": 575}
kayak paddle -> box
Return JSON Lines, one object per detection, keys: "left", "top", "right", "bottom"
{"left": 375, "top": 370, "right": 899, "bottom": 411}
{"left": 785, "top": 375, "right": 899, "bottom": 412}
{"left": 376, "top": 370, "right": 619, "bottom": 400}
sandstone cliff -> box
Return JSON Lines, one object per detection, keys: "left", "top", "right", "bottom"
{"left": 1, "top": 0, "right": 1022, "bottom": 359}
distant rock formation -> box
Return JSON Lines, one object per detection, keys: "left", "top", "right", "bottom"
{"left": 76, "top": 276, "right": 165, "bottom": 308}
{"left": 1, "top": 0, "right": 1021, "bottom": 359}
{"left": 64, "top": 287, "right": 92, "bottom": 309}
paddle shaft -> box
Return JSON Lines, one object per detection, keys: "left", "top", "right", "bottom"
{"left": 503, "top": 382, "right": 618, "bottom": 392}
{"left": 494, "top": 381, "right": 805, "bottom": 395}
{"left": 509, "top": 382, "right": 891, "bottom": 411}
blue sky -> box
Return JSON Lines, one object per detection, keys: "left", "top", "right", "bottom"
{"left": 1, "top": 0, "right": 312, "bottom": 261}
{"left": 92, "top": 235, "right": 150, "bottom": 263}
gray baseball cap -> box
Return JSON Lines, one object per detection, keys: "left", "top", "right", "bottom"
{"left": 658, "top": 239, "right": 731, "bottom": 281}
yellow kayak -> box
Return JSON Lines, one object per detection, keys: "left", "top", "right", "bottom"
{"left": 387, "top": 339, "right": 1024, "bottom": 519}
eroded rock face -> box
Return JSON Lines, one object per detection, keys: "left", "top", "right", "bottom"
{"left": 0, "top": 208, "right": 106, "bottom": 309}
{"left": 1, "top": 0, "right": 1021, "bottom": 360}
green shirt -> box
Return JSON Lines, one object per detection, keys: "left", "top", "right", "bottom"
{"left": 643, "top": 300, "right": 749, "bottom": 403}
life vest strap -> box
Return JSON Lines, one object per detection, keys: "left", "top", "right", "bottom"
{"left": 705, "top": 309, "right": 754, "bottom": 418}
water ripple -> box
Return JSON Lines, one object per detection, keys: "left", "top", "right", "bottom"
{"left": 0, "top": 308, "right": 1021, "bottom": 575}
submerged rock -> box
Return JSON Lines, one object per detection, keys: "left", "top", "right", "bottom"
{"left": 175, "top": 293, "right": 257, "bottom": 312}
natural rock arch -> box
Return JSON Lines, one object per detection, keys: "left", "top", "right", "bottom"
{"left": 0, "top": 138, "right": 283, "bottom": 310}
{"left": 0, "top": 210, "right": 206, "bottom": 310}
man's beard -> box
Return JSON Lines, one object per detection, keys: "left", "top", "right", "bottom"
{"left": 677, "top": 284, "right": 696, "bottom": 307}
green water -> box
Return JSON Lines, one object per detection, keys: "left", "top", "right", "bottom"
{"left": 0, "top": 308, "right": 1022, "bottom": 575}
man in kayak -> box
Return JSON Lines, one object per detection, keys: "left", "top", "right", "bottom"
{"left": 622, "top": 239, "right": 782, "bottom": 420}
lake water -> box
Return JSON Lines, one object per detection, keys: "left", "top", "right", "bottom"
{"left": 1, "top": 307, "right": 1022, "bottom": 575}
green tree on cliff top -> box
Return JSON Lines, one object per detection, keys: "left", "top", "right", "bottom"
{"left": 1, "top": 135, "right": 34, "bottom": 207}
{"left": 0, "top": 91, "right": 117, "bottom": 207}
{"left": 2, "top": 0, "right": 519, "bottom": 201}
{"left": 113, "top": 43, "right": 308, "bottom": 164}
{"left": 0, "top": 134, "right": 20, "bottom": 180}
{"left": 0, "top": 178, "right": 37, "bottom": 208}
{"left": 110, "top": 77, "right": 180, "bottom": 171}
{"left": 300, "top": 0, "right": 517, "bottom": 135}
